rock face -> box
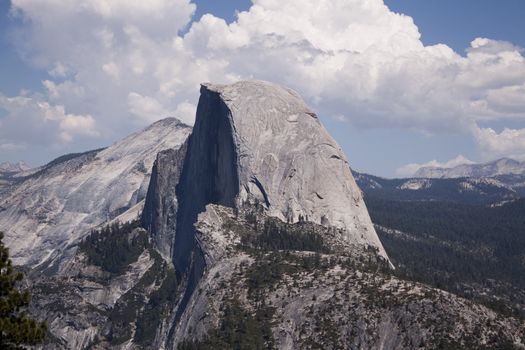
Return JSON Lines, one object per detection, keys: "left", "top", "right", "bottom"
{"left": 415, "top": 157, "right": 525, "bottom": 178}
{"left": 152, "top": 81, "right": 391, "bottom": 328}
{"left": 171, "top": 81, "right": 388, "bottom": 274}
{"left": 172, "top": 204, "right": 525, "bottom": 350}
{"left": 0, "top": 161, "right": 31, "bottom": 193}
{"left": 29, "top": 224, "right": 177, "bottom": 350}
{"left": 0, "top": 160, "right": 31, "bottom": 173}
{"left": 0, "top": 118, "right": 191, "bottom": 267}
{"left": 141, "top": 141, "right": 188, "bottom": 262}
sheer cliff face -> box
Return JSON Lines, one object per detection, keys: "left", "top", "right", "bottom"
{"left": 188, "top": 81, "right": 388, "bottom": 260}
{"left": 141, "top": 141, "right": 188, "bottom": 262}
{"left": 172, "top": 87, "right": 240, "bottom": 273}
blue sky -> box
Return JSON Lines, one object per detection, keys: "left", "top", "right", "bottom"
{"left": 1, "top": 0, "right": 524, "bottom": 177}
{"left": 387, "top": 0, "right": 525, "bottom": 52}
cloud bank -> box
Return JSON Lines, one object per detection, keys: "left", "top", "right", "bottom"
{"left": 396, "top": 155, "right": 475, "bottom": 177}
{"left": 2, "top": 0, "right": 525, "bottom": 166}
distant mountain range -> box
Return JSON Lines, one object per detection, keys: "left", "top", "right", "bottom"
{"left": 415, "top": 157, "right": 525, "bottom": 178}
{"left": 0, "top": 160, "right": 31, "bottom": 173}
{"left": 353, "top": 168, "right": 525, "bottom": 321}
{"left": 353, "top": 170, "right": 525, "bottom": 204}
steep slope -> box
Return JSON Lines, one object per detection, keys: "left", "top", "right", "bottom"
{"left": 173, "top": 204, "right": 525, "bottom": 350}
{"left": 153, "top": 81, "right": 391, "bottom": 335}
{"left": 0, "top": 161, "right": 31, "bottom": 193}
{"left": 32, "top": 202, "right": 525, "bottom": 349}
{"left": 0, "top": 118, "right": 191, "bottom": 267}
{"left": 169, "top": 81, "right": 388, "bottom": 277}
{"left": 141, "top": 141, "right": 188, "bottom": 262}
{"left": 29, "top": 221, "right": 178, "bottom": 349}
{"left": 415, "top": 158, "right": 525, "bottom": 178}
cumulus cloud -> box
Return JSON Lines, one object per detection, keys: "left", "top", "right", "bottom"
{"left": 3, "top": 0, "right": 525, "bottom": 164}
{"left": 473, "top": 126, "right": 525, "bottom": 161}
{"left": 396, "top": 155, "right": 475, "bottom": 177}
{"left": 0, "top": 94, "right": 99, "bottom": 147}
{"left": 127, "top": 92, "right": 170, "bottom": 124}
{"left": 174, "top": 101, "right": 197, "bottom": 125}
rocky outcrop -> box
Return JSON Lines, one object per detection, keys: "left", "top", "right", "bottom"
{"left": 141, "top": 141, "right": 188, "bottom": 261}
{"left": 353, "top": 171, "right": 520, "bottom": 205}
{"left": 0, "top": 117, "right": 191, "bottom": 267}
{"left": 170, "top": 81, "right": 388, "bottom": 277}
{"left": 172, "top": 204, "right": 525, "bottom": 350}
{"left": 29, "top": 225, "right": 178, "bottom": 349}
{"left": 158, "top": 81, "right": 391, "bottom": 334}
{"left": 0, "top": 160, "right": 31, "bottom": 173}
{"left": 203, "top": 81, "right": 387, "bottom": 259}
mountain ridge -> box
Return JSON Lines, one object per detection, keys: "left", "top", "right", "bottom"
{"left": 415, "top": 157, "right": 525, "bottom": 178}
{"left": 353, "top": 170, "right": 522, "bottom": 205}
{"left": 0, "top": 160, "right": 31, "bottom": 173}
{"left": 0, "top": 117, "right": 191, "bottom": 267}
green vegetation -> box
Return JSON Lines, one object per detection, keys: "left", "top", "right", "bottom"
{"left": 178, "top": 300, "right": 275, "bottom": 350}
{"left": 366, "top": 196, "right": 525, "bottom": 318}
{"left": 79, "top": 220, "right": 149, "bottom": 274}
{"left": 108, "top": 247, "right": 178, "bottom": 346}
{"left": 238, "top": 210, "right": 331, "bottom": 254}
{"left": 134, "top": 268, "right": 178, "bottom": 346}
{"left": 178, "top": 209, "right": 348, "bottom": 350}
{"left": 241, "top": 217, "right": 331, "bottom": 253}
{"left": 75, "top": 219, "right": 181, "bottom": 347}
{"left": 0, "top": 232, "right": 47, "bottom": 349}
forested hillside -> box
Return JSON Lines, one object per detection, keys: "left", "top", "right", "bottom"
{"left": 364, "top": 194, "right": 525, "bottom": 319}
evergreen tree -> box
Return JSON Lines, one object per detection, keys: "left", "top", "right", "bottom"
{"left": 0, "top": 232, "right": 47, "bottom": 349}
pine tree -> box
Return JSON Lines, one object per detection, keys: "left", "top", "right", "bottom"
{"left": 0, "top": 232, "right": 47, "bottom": 349}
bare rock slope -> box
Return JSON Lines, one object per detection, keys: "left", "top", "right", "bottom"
{"left": 169, "top": 81, "right": 388, "bottom": 279}
{"left": 205, "top": 81, "right": 387, "bottom": 258}
{"left": 0, "top": 118, "right": 191, "bottom": 267}
{"left": 173, "top": 204, "right": 525, "bottom": 350}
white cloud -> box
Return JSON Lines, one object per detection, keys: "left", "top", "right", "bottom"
{"left": 102, "top": 62, "right": 120, "bottom": 81}
{"left": 128, "top": 92, "right": 170, "bottom": 124}
{"left": 174, "top": 101, "right": 197, "bottom": 126}
{"left": 4, "top": 0, "right": 525, "bottom": 164}
{"left": 0, "top": 94, "right": 99, "bottom": 147}
{"left": 473, "top": 126, "right": 525, "bottom": 161}
{"left": 48, "top": 62, "right": 69, "bottom": 78}
{"left": 396, "top": 155, "right": 475, "bottom": 177}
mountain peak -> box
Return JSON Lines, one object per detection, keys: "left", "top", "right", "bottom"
{"left": 144, "top": 117, "right": 191, "bottom": 130}
{"left": 201, "top": 80, "right": 316, "bottom": 119}
{"left": 0, "top": 118, "right": 191, "bottom": 267}
{"left": 185, "top": 80, "right": 388, "bottom": 261}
